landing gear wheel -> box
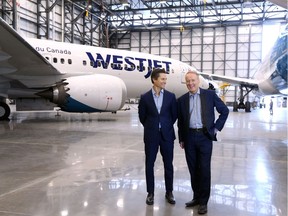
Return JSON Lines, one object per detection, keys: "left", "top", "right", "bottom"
{"left": 0, "top": 102, "right": 10, "bottom": 120}
{"left": 245, "top": 101, "right": 251, "bottom": 112}
{"left": 233, "top": 101, "right": 238, "bottom": 112}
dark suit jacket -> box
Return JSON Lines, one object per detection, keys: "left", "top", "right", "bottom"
{"left": 138, "top": 89, "right": 177, "bottom": 143}
{"left": 177, "top": 88, "right": 229, "bottom": 143}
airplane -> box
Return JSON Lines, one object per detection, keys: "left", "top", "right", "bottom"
{"left": 0, "top": 17, "right": 287, "bottom": 120}
{"left": 0, "top": 17, "right": 216, "bottom": 121}
{"left": 199, "top": 24, "right": 288, "bottom": 112}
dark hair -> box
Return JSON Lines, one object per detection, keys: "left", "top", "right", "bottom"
{"left": 151, "top": 68, "right": 166, "bottom": 83}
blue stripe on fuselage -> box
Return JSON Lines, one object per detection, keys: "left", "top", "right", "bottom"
{"left": 86, "top": 52, "right": 172, "bottom": 78}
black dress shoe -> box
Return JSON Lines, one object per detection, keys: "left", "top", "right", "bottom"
{"left": 198, "top": 204, "right": 208, "bottom": 214}
{"left": 185, "top": 199, "right": 199, "bottom": 207}
{"left": 165, "top": 192, "right": 176, "bottom": 204}
{"left": 146, "top": 193, "right": 154, "bottom": 205}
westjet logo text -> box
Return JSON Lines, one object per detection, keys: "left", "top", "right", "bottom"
{"left": 86, "top": 52, "right": 172, "bottom": 78}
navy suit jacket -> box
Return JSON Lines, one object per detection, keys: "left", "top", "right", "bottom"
{"left": 177, "top": 88, "right": 229, "bottom": 143}
{"left": 138, "top": 89, "right": 177, "bottom": 143}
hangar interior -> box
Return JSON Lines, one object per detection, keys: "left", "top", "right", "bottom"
{"left": 0, "top": 0, "right": 287, "bottom": 105}
{"left": 0, "top": 1, "right": 287, "bottom": 216}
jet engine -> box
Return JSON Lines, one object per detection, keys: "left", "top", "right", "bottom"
{"left": 37, "top": 74, "right": 127, "bottom": 112}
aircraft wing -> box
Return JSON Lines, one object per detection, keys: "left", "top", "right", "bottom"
{"left": 0, "top": 18, "right": 61, "bottom": 87}
{"left": 198, "top": 72, "right": 259, "bottom": 89}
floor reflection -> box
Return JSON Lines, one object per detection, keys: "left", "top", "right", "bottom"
{"left": 0, "top": 106, "right": 286, "bottom": 216}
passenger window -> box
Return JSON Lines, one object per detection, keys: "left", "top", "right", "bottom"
{"left": 83, "top": 60, "right": 87, "bottom": 66}
{"left": 68, "top": 59, "right": 72, "bottom": 64}
{"left": 61, "top": 58, "right": 65, "bottom": 64}
{"left": 53, "top": 58, "right": 57, "bottom": 63}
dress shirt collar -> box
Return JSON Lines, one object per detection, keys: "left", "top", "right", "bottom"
{"left": 189, "top": 88, "right": 200, "bottom": 97}
{"left": 152, "top": 88, "right": 164, "bottom": 96}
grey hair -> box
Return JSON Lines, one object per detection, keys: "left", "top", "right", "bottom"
{"left": 185, "top": 69, "right": 199, "bottom": 78}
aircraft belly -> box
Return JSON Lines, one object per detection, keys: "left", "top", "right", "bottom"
{"left": 258, "top": 51, "right": 288, "bottom": 95}
{"left": 258, "top": 72, "right": 286, "bottom": 95}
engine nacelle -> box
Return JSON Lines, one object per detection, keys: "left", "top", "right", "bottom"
{"left": 199, "top": 76, "right": 220, "bottom": 93}
{"left": 199, "top": 75, "right": 210, "bottom": 89}
{"left": 38, "top": 74, "right": 127, "bottom": 112}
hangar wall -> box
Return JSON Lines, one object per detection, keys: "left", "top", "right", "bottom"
{"left": 1, "top": 0, "right": 102, "bottom": 45}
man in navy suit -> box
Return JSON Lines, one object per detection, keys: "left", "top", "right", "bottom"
{"left": 138, "top": 68, "right": 177, "bottom": 205}
{"left": 177, "top": 70, "right": 229, "bottom": 214}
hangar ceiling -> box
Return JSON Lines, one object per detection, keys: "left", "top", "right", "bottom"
{"left": 0, "top": 0, "right": 287, "bottom": 46}
{"left": 77, "top": 0, "right": 288, "bottom": 32}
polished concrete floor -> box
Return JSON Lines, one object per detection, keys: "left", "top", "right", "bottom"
{"left": 0, "top": 104, "right": 287, "bottom": 216}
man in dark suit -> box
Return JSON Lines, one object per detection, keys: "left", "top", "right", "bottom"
{"left": 177, "top": 70, "right": 229, "bottom": 214}
{"left": 138, "top": 68, "right": 177, "bottom": 205}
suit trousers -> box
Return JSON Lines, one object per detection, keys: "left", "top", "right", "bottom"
{"left": 145, "top": 130, "right": 174, "bottom": 194}
{"left": 184, "top": 130, "right": 213, "bottom": 205}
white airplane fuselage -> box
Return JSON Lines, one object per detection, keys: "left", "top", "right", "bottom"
{"left": 25, "top": 38, "right": 208, "bottom": 99}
